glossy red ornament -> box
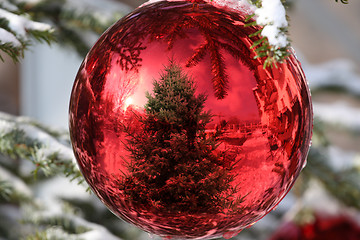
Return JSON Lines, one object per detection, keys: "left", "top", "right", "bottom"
{"left": 69, "top": 1, "right": 313, "bottom": 239}
{"left": 269, "top": 214, "right": 360, "bottom": 240}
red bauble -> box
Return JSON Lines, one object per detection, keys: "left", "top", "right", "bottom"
{"left": 69, "top": 1, "right": 312, "bottom": 239}
{"left": 269, "top": 215, "right": 360, "bottom": 240}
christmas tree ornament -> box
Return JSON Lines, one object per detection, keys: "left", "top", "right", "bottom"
{"left": 269, "top": 214, "right": 360, "bottom": 240}
{"left": 69, "top": 0, "right": 313, "bottom": 239}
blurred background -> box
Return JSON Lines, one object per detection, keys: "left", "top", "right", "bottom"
{"left": 0, "top": 0, "right": 359, "bottom": 239}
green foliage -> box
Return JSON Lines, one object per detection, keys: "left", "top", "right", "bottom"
{"left": 335, "top": 0, "right": 349, "bottom": 4}
{"left": 294, "top": 117, "right": 360, "bottom": 210}
{"left": 119, "top": 61, "right": 241, "bottom": 214}
{"left": 0, "top": 41, "right": 24, "bottom": 62}
{"left": 22, "top": 214, "right": 90, "bottom": 237}
{"left": 0, "top": 179, "right": 13, "bottom": 201}
{"left": 0, "top": 0, "right": 123, "bottom": 61}
{"left": 304, "top": 148, "right": 360, "bottom": 209}
{"left": 246, "top": 0, "right": 347, "bottom": 67}
{"left": 0, "top": 114, "right": 83, "bottom": 184}
{"left": 25, "top": 229, "right": 81, "bottom": 240}
{"left": 0, "top": 177, "right": 32, "bottom": 204}
{"left": 245, "top": 11, "right": 290, "bottom": 69}
{"left": 0, "top": 1, "right": 56, "bottom": 62}
{"left": 0, "top": 0, "right": 351, "bottom": 65}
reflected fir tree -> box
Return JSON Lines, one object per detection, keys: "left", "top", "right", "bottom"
{"left": 107, "top": 0, "right": 259, "bottom": 99}
{"left": 119, "top": 61, "right": 241, "bottom": 214}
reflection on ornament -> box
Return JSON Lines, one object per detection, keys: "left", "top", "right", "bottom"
{"left": 69, "top": 1, "right": 313, "bottom": 239}
{"left": 123, "top": 97, "right": 133, "bottom": 111}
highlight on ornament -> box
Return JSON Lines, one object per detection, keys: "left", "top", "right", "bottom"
{"left": 69, "top": 0, "right": 313, "bottom": 239}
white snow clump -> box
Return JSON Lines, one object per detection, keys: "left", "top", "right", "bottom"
{"left": 255, "top": 0, "right": 288, "bottom": 48}
{"left": 0, "top": 8, "right": 52, "bottom": 45}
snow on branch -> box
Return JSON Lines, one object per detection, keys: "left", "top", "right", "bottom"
{"left": 0, "top": 167, "right": 33, "bottom": 202}
{"left": 0, "top": 0, "right": 130, "bottom": 61}
{"left": 0, "top": 112, "right": 83, "bottom": 184}
{"left": 255, "top": 0, "right": 288, "bottom": 48}
{"left": 314, "top": 102, "right": 360, "bottom": 131}
{"left": 0, "top": 8, "right": 52, "bottom": 38}
{"left": 244, "top": 0, "right": 290, "bottom": 68}
{"left": 23, "top": 211, "right": 123, "bottom": 240}
{"left": 0, "top": 4, "right": 54, "bottom": 61}
{"left": 0, "top": 28, "right": 21, "bottom": 47}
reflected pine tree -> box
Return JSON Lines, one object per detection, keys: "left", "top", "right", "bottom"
{"left": 117, "top": 61, "right": 243, "bottom": 214}
{"left": 108, "top": 0, "right": 259, "bottom": 99}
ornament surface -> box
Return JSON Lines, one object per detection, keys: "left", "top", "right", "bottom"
{"left": 69, "top": 1, "right": 313, "bottom": 239}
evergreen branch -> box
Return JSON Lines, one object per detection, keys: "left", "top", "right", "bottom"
{"left": 0, "top": 180, "right": 33, "bottom": 204}
{"left": 302, "top": 118, "right": 360, "bottom": 209}
{"left": 23, "top": 210, "right": 122, "bottom": 240}
{"left": 248, "top": 26, "right": 290, "bottom": 68}
{"left": 247, "top": 0, "right": 344, "bottom": 67}
{"left": 14, "top": 0, "right": 125, "bottom": 57}
{"left": 335, "top": 0, "right": 348, "bottom": 4}
{"left": 185, "top": 42, "right": 208, "bottom": 68}
{"left": 247, "top": 0, "right": 291, "bottom": 68}
{"left": 23, "top": 214, "right": 90, "bottom": 236}
{"left": 0, "top": 41, "right": 23, "bottom": 62}
{"left": 248, "top": 0, "right": 262, "bottom": 8}
{"left": 0, "top": 0, "right": 126, "bottom": 61}
{"left": 0, "top": 164, "right": 34, "bottom": 204}
{"left": 16, "top": 117, "right": 71, "bottom": 144}
{"left": 59, "top": 9, "right": 121, "bottom": 35}
{"left": 25, "top": 229, "right": 80, "bottom": 240}
{"left": 209, "top": 40, "right": 229, "bottom": 99}
{"left": 27, "top": 29, "right": 56, "bottom": 45}
{"left": 0, "top": 179, "right": 13, "bottom": 201}
{"left": 305, "top": 148, "right": 360, "bottom": 209}
{"left": 311, "top": 118, "right": 330, "bottom": 147}
{"left": 0, "top": 112, "right": 84, "bottom": 185}
{"left": 0, "top": 5, "right": 54, "bottom": 62}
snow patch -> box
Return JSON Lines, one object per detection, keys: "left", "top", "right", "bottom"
{"left": 0, "top": 28, "right": 21, "bottom": 47}
{"left": 33, "top": 176, "right": 89, "bottom": 215}
{"left": 0, "top": 112, "right": 76, "bottom": 165}
{"left": 304, "top": 59, "right": 360, "bottom": 96}
{"left": 327, "top": 146, "right": 359, "bottom": 170}
{"left": 313, "top": 101, "right": 360, "bottom": 130}
{"left": 0, "top": 118, "right": 16, "bottom": 133}
{"left": 19, "top": 123, "right": 75, "bottom": 160}
{"left": 0, "top": 167, "right": 33, "bottom": 198}
{"left": 78, "top": 227, "right": 122, "bottom": 240}
{"left": 0, "top": 8, "right": 52, "bottom": 40}
{"left": 141, "top": 0, "right": 287, "bottom": 48}
{"left": 303, "top": 180, "right": 342, "bottom": 215}
{"left": 255, "top": 0, "right": 288, "bottom": 48}
{"left": 0, "top": 1, "right": 19, "bottom": 11}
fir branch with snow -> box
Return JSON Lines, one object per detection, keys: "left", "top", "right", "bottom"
{"left": 0, "top": 5, "right": 53, "bottom": 61}
{"left": 245, "top": 0, "right": 291, "bottom": 68}
{"left": 0, "top": 0, "right": 128, "bottom": 61}
{"left": 0, "top": 113, "right": 83, "bottom": 184}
